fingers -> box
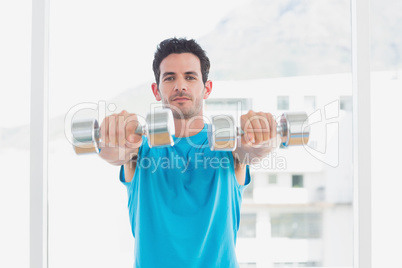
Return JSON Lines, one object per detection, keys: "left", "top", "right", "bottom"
{"left": 241, "top": 111, "right": 277, "bottom": 146}
{"left": 100, "top": 115, "right": 109, "bottom": 148}
{"left": 109, "top": 114, "right": 117, "bottom": 147}
{"left": 124, "top": 112, "right": 141, "bottom": 144}
{"left": 266, "top": 112, "right": 277, "bottom": 140}
{"left": 100, "top": 110, "right": 141, "bottom": 149}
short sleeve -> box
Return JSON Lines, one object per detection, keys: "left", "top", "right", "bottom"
{"left": 119, "top": 165, "right": 132, "bottom": 188}
{"left": 119, "top": 136, "right": 147, "bottom": 188}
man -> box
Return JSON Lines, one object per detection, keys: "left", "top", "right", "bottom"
{"left": 99, "top": 38, "right": 277, "bottom": 267}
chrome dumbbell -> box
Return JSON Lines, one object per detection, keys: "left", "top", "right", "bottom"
{"left": 71, "top": 109, "right": 175, "bottom": 154}
{"left": 208, "top": 112, "right": 310, "bottom": 151}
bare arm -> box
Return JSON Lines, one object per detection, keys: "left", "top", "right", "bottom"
{"left": 123, "top": 157, "right": 137, "bottom": 183}
{"left": 98, "top": 110, "right": 142, "bottom": 182}
{"left": 232, "top": 110, "right": 278, "bottom": 185}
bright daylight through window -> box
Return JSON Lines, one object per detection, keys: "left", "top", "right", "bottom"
{"left": 1, "top": 0, "right": 401, "bottom": 267}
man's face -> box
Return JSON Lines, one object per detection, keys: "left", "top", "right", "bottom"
{"left": 152, "top": 53, "right": 212, "bottom": 119}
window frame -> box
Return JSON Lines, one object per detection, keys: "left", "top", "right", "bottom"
{"left": 351, "top": 0, "right": 372, "bottom": 267}
{"left": 30, "top": 0, "right": 49, "bottom": 267}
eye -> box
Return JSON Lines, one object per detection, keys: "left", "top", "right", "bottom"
{"left": 186, "top": 76, "right": 196, "bottom": 80}
{"left": 164, "top": 76, "right": 174, "bottom": 81}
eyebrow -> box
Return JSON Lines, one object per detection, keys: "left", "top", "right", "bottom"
{"left": 162, "top": 72, "right": 175, "bottom": 78}
{"left": 161, "top": 71, "right": 199, "bottom": 78}
{"left": 184, "top": 71, "right": 199, "bottom": 76}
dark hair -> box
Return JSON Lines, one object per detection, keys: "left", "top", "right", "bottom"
{"left": 152, "top": 38, "right": 210, "bottom": 86}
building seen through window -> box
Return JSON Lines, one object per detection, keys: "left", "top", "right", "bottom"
{"left": 205, "top": 98, "right": 252, "bottom": 112}
{"left": 271, "top": 213, "right": 323, "bottom": 239}
{"left": 238, "top": 213, "right": 257, "bottom": 238}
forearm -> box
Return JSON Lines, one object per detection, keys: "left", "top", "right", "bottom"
{"left": 123, "top": 157, "right": 137, "bottom": 183}
{"left": 233, "top": 136, "right": 280, "bottom": 165}
{"left": 99, "top": 147, "right": 139, "bottom": 166}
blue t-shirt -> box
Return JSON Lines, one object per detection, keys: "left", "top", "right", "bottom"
{"left": 120, "top": 124, "right": 251, "bottom": 268}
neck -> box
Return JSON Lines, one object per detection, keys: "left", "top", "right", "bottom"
{"left": 174, "top": 116, "right": 205, "bottom": 137}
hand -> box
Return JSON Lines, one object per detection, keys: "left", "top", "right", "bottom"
{"left": 99, "top": 110, "right": 142, "bottom": 165}
{"left": 240, "top": 110, "right": 277, "bottom": 147}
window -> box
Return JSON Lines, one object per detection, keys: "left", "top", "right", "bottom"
{"left": 274, "top": 261, "right": 322, "bottom": 267}
{"left": 340, "top": 96, "right": 352, "bottom": 111}
{"left": 45, "top": 0, "right": 360, "bottom": 266}
{"left": 271, "top": 213, "right": 322, "bottom": 239}
{"left": 277, "top": 96, "right": 289, "bottom": 110}
{"left": 269, "top": 174, "right": 278, "bottom": 185}
{"left": 239, "top": 263, "right": 257, "bottom": 268}
{"left": 292, "top": 174, "right": 304, "bottom": 188}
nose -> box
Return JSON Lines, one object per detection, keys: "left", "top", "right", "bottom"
{"left": 174, "top": 77, "right": 188, "bottom": 92}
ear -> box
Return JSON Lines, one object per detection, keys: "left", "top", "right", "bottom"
{"left": 203, "top": 80, "right": 213, "bottom": 100}
{"left": 151, "top": 83, "right": 162, "bottom": 101}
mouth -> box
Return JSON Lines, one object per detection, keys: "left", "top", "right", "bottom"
{"left": 173, "top": 97, "right": 191, "bottom": 102}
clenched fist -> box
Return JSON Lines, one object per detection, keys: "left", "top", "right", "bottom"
{"left": 99, "top": 110, "right": 143, "bottom": 166}
{"left": 240, "top": 110, "right": 277, "bottom": 147}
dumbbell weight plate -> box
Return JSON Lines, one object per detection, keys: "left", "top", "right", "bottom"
{"left": 207, "top": 115, "right": 237, "bottom": 151}
{"left": 146, "top": 109, "right": 175, "bottom": 148}
{"left": 279, "top": 112, "right": 310, "bottom": 147}
{"left": 71, "top": 119, "right": 100, "bottom": 154}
